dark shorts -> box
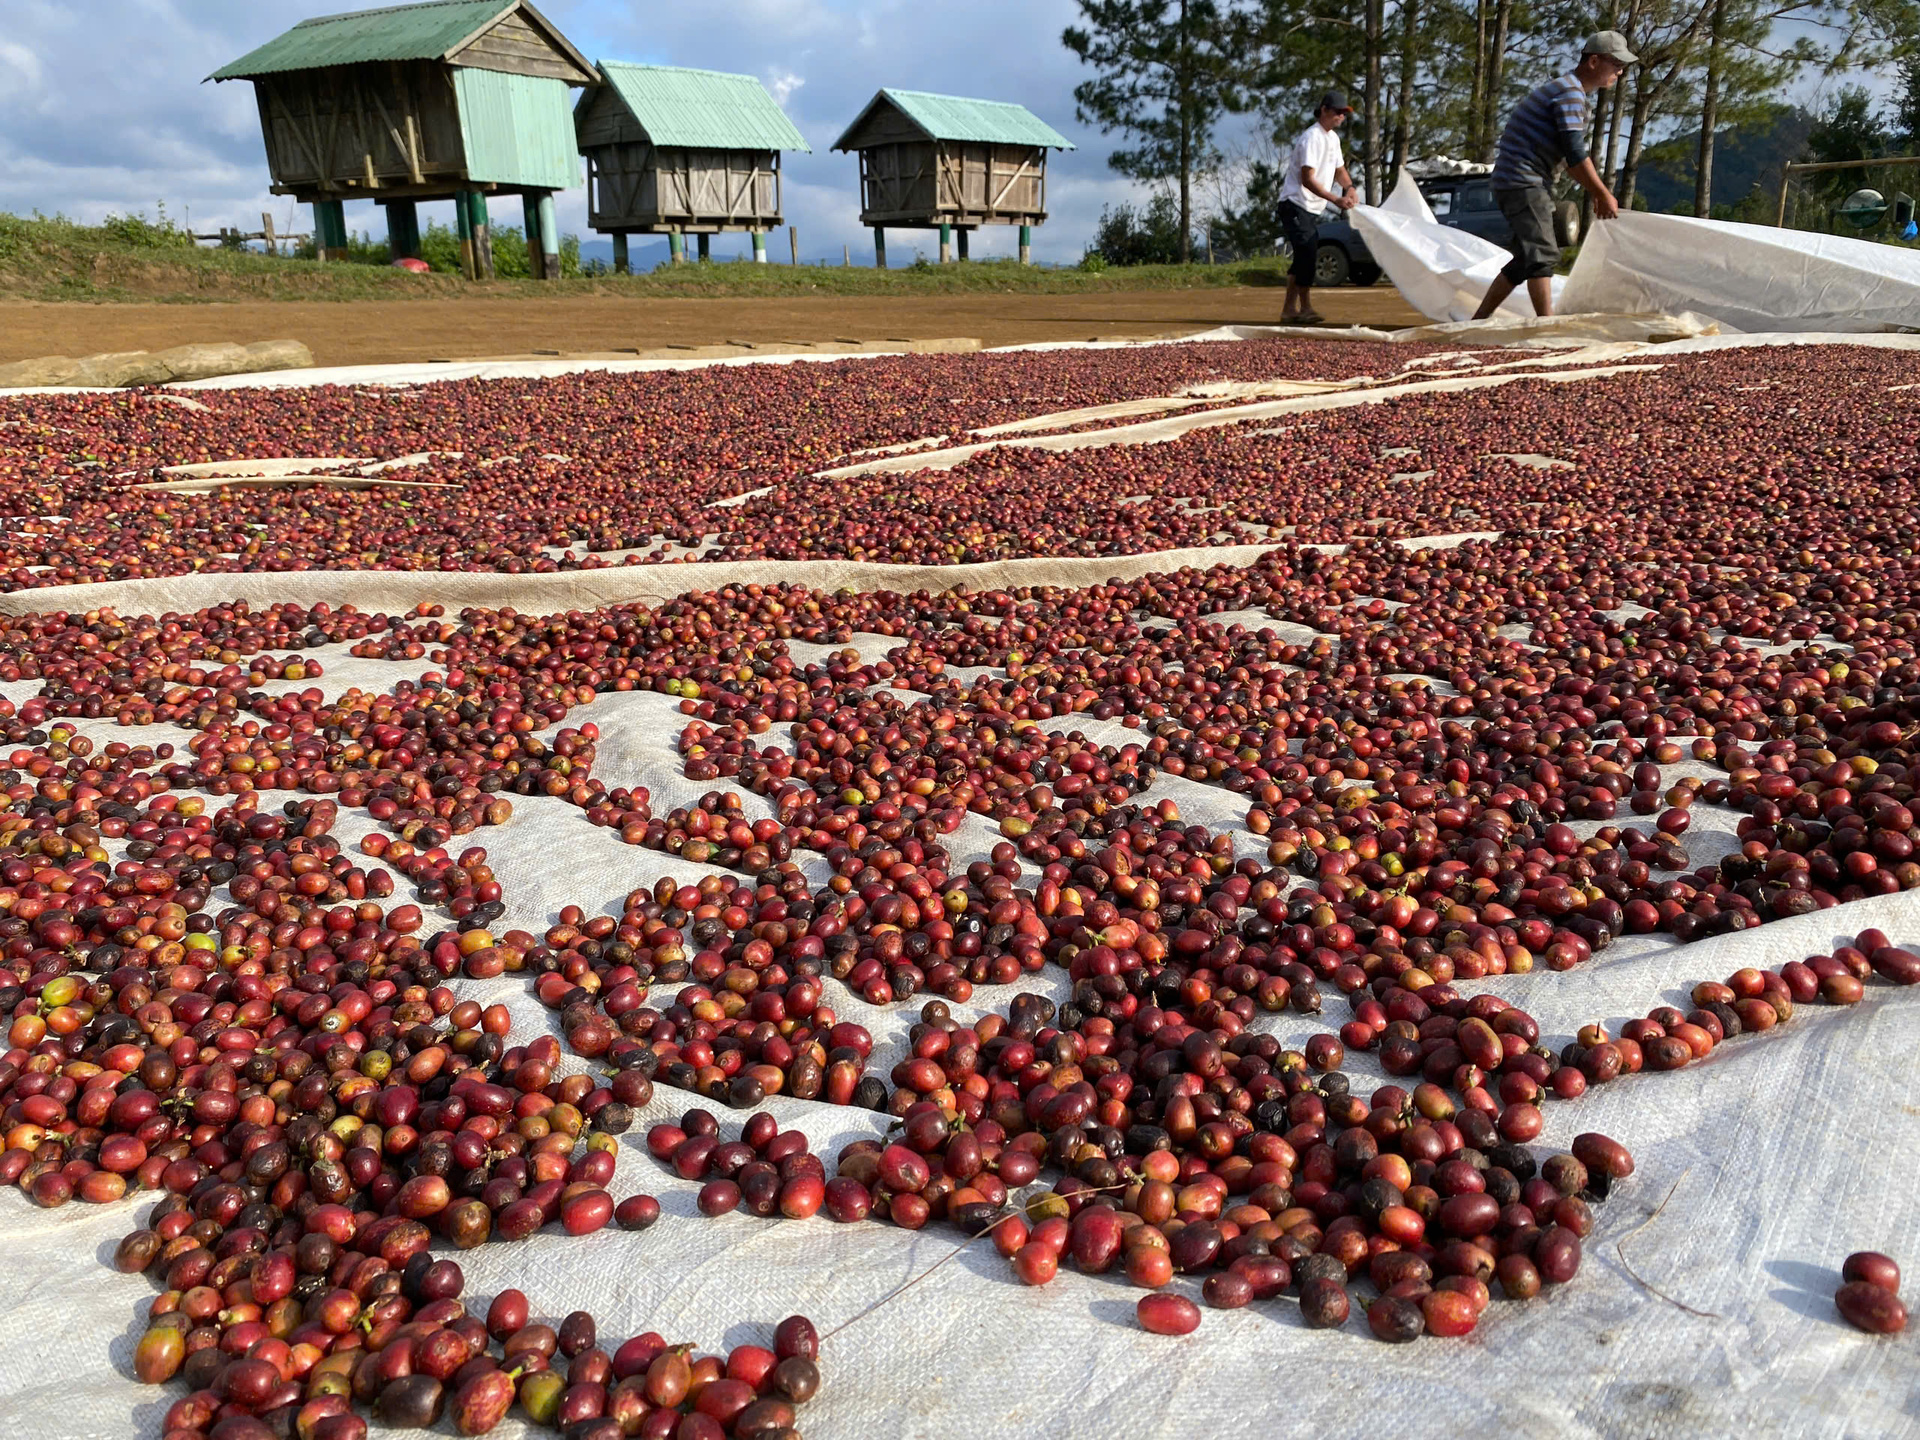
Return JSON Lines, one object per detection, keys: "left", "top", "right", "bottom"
{"left": 1278, "top": 199, "right": 1319, "bottom": 284}
{"left": 1496, "top": 186, "right": 1560, "bottom": 283}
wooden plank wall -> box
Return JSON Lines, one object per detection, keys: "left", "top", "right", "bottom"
{"left": 451, "top": 9, "right": 591, "bottom": 82}
{"left": 859, "top": 141, "right": 938, "bottom": 220}
{"left": 574, "top": 86, "right": 643, "bottom": 149}
{"left": 857, "top": 141, "right": 1046, "bottom": 223}
{"left": 257, "top": 62, "right": 466, "bottom": 195}
{"left": 839, "top": 105, "right": 925, "bottom": 148}
{"left": 586, "top": 144, "right": 782, "bottom": 229}
{"left": 940, "top": 143, "right": 1044, "bottom": 214}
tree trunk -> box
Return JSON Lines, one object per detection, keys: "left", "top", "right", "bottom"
{"left": 1621, "top": 3, "right": 1711, "bottom": 210}
{"left": 1391, "top": 0, "right": 1417, "bottom": 180}
{"left": 1581, "top": 96, "right": 1608, "bottom": 239}
{"left": 1178, "top": 0, "right": 1193, "bottom": 262}
{"left": 1601, "top": 0, "right": 1644, "bottom": 190}
{"left": 1365, "top": 0, "right": 1384, "bottom": 202}
{"left": 1618, "top": 84, "right": 1657, "bottom": 210}
{"left": 1602, "top": 82, "right": 1627, "bottom": 188}
{"left": 1483, "top": 0, "right": 1512, "bottom": 162}
{"left": 1180, "top": 120, "right": 1193, "bottom": 262}
{"left": 1694, "top": 0, "right": 1726, "bottom": 216}
{"left": 1469, "top": 0, "right": 1489, "bottom": 158}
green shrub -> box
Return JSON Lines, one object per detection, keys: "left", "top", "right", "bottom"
{"left": 415, "top": 220, "right": 582, "bottom": 277}
{"left": 97, "top": 204, "right": 195, "bottom": 251}
{"left": 1088, "top": 194, "right": 1189, "bottom": 266}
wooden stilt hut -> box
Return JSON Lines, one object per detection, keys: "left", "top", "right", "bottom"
{"left": 831, "top": 89, "right": 1073, "bottom": 266}
{"left": 209, "top": 0, "right": 597, "bottom": 279}
{"left": 576, "top": 63, "right": 810, "bottom": 270}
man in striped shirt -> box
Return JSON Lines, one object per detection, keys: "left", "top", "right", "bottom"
{"left": 1473, "top": 32, "right": 1636, "bottom": 319}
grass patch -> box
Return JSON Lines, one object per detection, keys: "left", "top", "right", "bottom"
{"left": 0, "top": 209, "right": 1297, "bottom": 305}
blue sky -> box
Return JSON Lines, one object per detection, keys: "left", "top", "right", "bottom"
{"left": 0, "top": 0, "right": 1169, "bottom": 264}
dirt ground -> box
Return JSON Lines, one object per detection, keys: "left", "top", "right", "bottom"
{"left": 0, "top": 287, "right": 1425, "bottom": 367}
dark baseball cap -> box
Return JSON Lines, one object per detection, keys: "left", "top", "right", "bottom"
{"left": 1317, "top": 91, "right": 1353, "bottom": 114}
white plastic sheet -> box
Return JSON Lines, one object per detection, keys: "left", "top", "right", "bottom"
{"left": 1560, "top": 213, "right": 1920, "bottom": 333}
{"left": 1359, "top": 179, "right": 1920, "bottom": 334}
{"left": 1351, "top": 172, "right": 1567, "bottom": 322}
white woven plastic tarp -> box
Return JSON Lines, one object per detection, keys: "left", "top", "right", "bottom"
{"left": 1560, "top": 213, "right": 1920, "bottom": 333}
{"left": 0, "top": 334, "right": 1915, "bottom": 1440}
{"left": 1351, "top": 174, "right": 1568, "bottom": 322}
{"left": 1358, "top": 172, "right": 1920, "bottom": 335}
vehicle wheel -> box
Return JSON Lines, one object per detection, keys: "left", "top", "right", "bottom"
{"left": 1350, "top": 264, "right": 1382, "bottom": 287}
{"left": 1552, "top": 200, "right": 1581, "bottom": 248}
{"left": 1315, "top": 245, "right": 1351, "bottom": 288}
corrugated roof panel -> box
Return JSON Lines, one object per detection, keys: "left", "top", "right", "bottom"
{"left": 592, "top": 63, "right": 811, "bottom": 152}
{"left": 832, "top": 89, "right": 1075, "bottom": 151}
{"left": 210, "top": 1, "right": 509, "bottom": 80}
{"left": 454, "top": 68, "right": 580, "bottom": 189}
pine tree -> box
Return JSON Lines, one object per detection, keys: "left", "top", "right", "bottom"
{"left": 1895, "top": 51, "right": 1920, "bottom": 149}
{"left": 1063, "top": 0, "right": 1240, "bottom": 261}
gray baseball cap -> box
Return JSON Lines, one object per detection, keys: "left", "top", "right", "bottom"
{"left": 1583, "top": 30, "right": 1639, "bottom": 64}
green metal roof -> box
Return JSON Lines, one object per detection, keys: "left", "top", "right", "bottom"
{"left": 211, "top": 2, "right": 506, "bottom": 79}
{"left": 832, "top": 89, "right": 1074, "bottom": 151}
{"left": 209, "top": 1, "right": 589, "bottom": 83}
{"left": 591, "top": 63, "right": 811, "bottom": 152}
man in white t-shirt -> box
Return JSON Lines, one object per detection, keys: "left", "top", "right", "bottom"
{"left": 1278, "top": 91, "right": 1358, "bottom": 325}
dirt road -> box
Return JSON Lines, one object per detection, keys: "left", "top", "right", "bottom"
{"left": 0, "top": 288, "right": 1424, "bottom": 367}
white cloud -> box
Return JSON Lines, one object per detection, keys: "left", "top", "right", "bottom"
{"left": 0, "top": 41, "right": 45, "bottom": 97}
{"left": 765, "top": 70, "right": 805, "bottom": 108}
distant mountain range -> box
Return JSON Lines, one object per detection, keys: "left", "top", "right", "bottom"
{"left": 575, "top": 235, "right": 902, "bottom": 270}
{"left": 1635, "top": 106, "right": 1817, "bottom": 214}
{"left": 575, "top": 236, "right": 666, "bottom": 271}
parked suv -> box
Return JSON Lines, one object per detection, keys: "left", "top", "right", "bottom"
{"left": 1297, "top": 209, "right": 1381, "bottom": 287}
{"left": 1282, "top": 177, "right": 1581, "bottom": 286}
{"left": 1419, "top": 176, "right": 1582, "bottom": 250}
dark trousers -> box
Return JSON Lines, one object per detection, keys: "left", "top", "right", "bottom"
{"left": 1495, "top": 186, "right": 1560, "bottom": 284}
{"left": 1278, "top": 200, "right": 1320, "bottom": 286}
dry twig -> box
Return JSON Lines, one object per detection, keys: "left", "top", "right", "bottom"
{"left": 1615, "top": 1168, "right": 1722, "bottom": 1319}
{"left": 820, "top": 1208, "right": 1029, "bottom": 1343}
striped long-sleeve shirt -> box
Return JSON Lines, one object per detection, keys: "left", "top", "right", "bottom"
{"left": 1491, "top": 73, "right": 1590, "bottom": 190}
